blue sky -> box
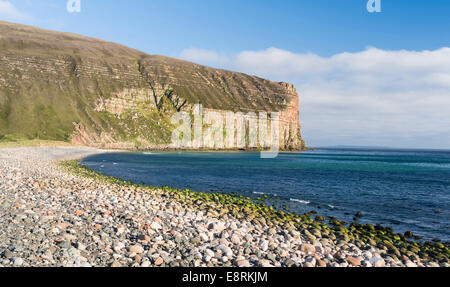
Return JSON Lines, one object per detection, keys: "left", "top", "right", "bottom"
{"left": 5, "top": 0, "right": 449, "bottom": 57}
{"left": 1, "top": 0, "right": 450, "bottom": 148}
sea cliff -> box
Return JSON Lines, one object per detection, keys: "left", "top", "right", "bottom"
{"left": 0, "top": 21, "right": 305, "bottom": 150}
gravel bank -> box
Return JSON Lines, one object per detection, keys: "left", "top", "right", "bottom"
{"left": 0, "top": 147, "right": 448, "bottom": 267}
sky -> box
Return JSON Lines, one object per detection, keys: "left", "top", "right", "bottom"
{"left": 0, "top": 0, "right": 449, "bottom": 149}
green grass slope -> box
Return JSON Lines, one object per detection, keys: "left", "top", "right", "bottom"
{"left": 0, "top": 21, "right": 302, "bottom": 148}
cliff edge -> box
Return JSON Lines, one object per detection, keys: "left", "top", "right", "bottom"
{"left": 0, "top": 21, "right": 305, "bottom": 150}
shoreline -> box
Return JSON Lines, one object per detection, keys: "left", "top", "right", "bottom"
{"left": 66, "top": 158, "right": 450, "bottom": 263}
{"left": 0, "top": 139, "right": 311, "bottom": 153}
{"left": 0, "top": 146, "right": 448, "bottom": 267}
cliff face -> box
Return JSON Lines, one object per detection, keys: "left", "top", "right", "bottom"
{"left": 0, "top": 21, "right": 305, "bottom": 150}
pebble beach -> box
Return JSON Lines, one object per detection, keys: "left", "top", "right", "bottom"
{"left": 0, "top": 147, "right": 448, "bottom": 267}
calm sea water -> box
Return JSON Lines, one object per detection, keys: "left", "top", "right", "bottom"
{"left": 81, "top": 149, "right": 450, "bottom": 241}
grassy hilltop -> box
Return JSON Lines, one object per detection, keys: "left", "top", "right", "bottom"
{"left": 0, "top": 21, "right": 303, "bottom": 149}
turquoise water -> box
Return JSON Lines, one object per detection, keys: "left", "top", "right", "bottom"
{"left": 81, "top": 149, "right": 450, "bottom": 241}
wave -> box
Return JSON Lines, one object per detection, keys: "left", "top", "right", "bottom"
{"left": 290, "top": 198, "right": 310, "bottom": 205}
{"left": 253, "top": 192, "right": 266, "bottom": 195}
{"left": 142, "top": 152, "right": 163, "bottom": 156}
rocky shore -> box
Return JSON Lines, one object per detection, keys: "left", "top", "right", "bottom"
{"left": 0, "top": 147, "right": 448, "bottom": 267}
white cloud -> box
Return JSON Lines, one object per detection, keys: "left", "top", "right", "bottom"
{"left": 235, "top": 48, "right": 331, "bottom": 75}
{"left": 0, "top": 1, "right": 28, "bottom": 21}
{"left": 180, "top": 47, "right": 450, "bottom": 149}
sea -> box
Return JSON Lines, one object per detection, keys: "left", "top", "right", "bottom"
{"left": 81, "top": 148, "right": 450, "bottom": 241}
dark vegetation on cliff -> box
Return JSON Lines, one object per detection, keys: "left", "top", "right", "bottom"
{"left": 0, "top": 21, "right": 304, "bottom": 149}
